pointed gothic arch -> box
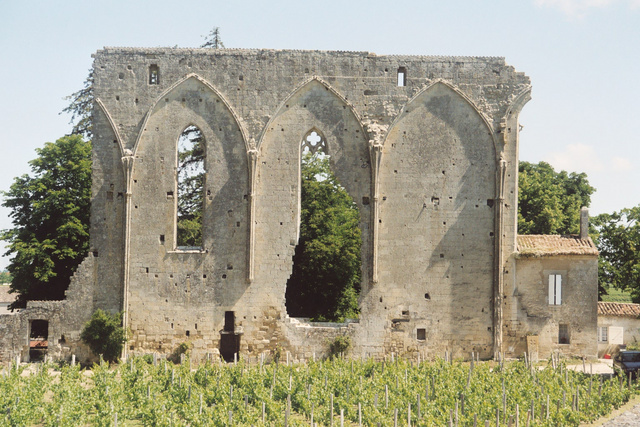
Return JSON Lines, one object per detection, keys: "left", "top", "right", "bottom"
{"left": 253, "top": 78, "right": 373, "bottom": 305}
{"left": 134, "top": 73, "right": 249, "bottom": 156}
{"left": 384, "top": 79, "right": 497, "bottom": 152}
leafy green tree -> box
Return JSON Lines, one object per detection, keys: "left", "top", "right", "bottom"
{"left": 61, "top": 68, "right": 94, "bottom": 139}
{"left": 1, "top": 135, "right": 91, "bottom": 308}
{"left": 81, "top": 309, "right": 126, "bottom": 363}
{"left": 201, "top": 27, "right": 225, "bottom": 48}
{"left": 285, "top": 153, "right": 362, "bottom": 322}
{"left": 592, "top": 206, "right": 640, "bottom": 302}
{"left": 177, "top": 126, "right": 205, "bottom": 247}
{"left": 518, "top": 161, "right": 595, "bottom": 235}
{"left": 0, "top": 271, "right": 11, "bottom": 284}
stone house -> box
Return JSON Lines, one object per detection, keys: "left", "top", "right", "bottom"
{"left": 506, "top": 229, "right": 599, "bottom": 359}
{"left": 0, "top": 48, "right": 598, "bottom": 364}
{"left": 597, "top": 302, "right": 640, "bottom": 357}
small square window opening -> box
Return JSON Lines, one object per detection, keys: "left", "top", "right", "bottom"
{"left": 397, "top": 67, "right": 407, "bottom": 87}
{"left": 149, "top": 64, "right": 160, "bottom": 85}
{"left": 559, "top": 324, "right": 570, "bottom": 344}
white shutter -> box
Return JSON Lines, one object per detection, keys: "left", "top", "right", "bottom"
{"left": 609, "top": 326, "right": 624, "bottom": 345}
{"left": 556, "top": 275, "right": 562, "bottom": 305}
{"left": 548, "top": 274, "right": 562, "bottom": 305}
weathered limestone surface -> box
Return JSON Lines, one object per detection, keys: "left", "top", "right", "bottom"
{"left": 505, "top": 255, "right": 598, "bottom": 357}
{"left": 0, "top": 48, "right": 599, "bottom": 364}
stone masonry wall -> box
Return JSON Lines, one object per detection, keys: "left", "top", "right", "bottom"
{"left": 88, "top": 48, "right": 531, "bottom": 361}
{"left": 0, "top": 49, "right": 539, "bottom": 365}
{"left": 504, "top": 255, "right": 598, "bottom": 359}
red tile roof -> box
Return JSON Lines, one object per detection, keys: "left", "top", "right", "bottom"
{"left": 517, "top": 235, "right": 598, "bottom": 257}
{"left": 598, "top": 302, "right": 640, "bottom": 318}
{"left": 0, "top": 285, "right": 17, "bottom": 303}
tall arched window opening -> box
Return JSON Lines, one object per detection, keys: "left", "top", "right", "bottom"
{"left": 285, "top": 130, "right": 362, "bottom": 321}
{"left": 176, "top": 125, "right": 206, "bottom": 249}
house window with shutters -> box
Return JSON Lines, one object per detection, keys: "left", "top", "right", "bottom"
{"left": 548, "top": 273, "right": 562, "bottom": 305}
{"left": 598, "top": 326, "right": 608, "bottom": 343}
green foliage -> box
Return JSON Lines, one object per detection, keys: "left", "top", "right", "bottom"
{"left": 328, "top": 335, "right": 351, "bottom": 359}
{"left": 286, "top": 153, "right": 362, "bottom": 322}
{"left": 1, "top": 135, "right": 91, "bottom": 308}
{"left": 169, "top": 342, "right": 192, "bottom": 364}
{"left": 61, "top": 68, "right": 94, "bottom": 139}
{"left": 593, "top": 206, "right": 640, "bottom": 302}
{"left": 0, "top": 357, "right": 635, "bottom": 426}
{"left": 0, "top": 271, "right": 11, "bottom": 284}
{"left": 80, "top": 309, "right": 126, "bottom": 363}
{"left": 600, "top": 285, "right": 633, "bottom": 303}
{"left": 518, "top": 161, "right": 595, "bottom": 235}
{"left": 176, "top": 126, "right": 205, "bottom": 247}
{"left": 201, "top": 27, "right": 225, "bottom": 48}
{"left": 627, "top": 341, "right": 640, "bottom": 351}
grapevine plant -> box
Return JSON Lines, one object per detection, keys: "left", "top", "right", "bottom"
{"left": 0, "top": 356, "right": 635, "bottom": 426}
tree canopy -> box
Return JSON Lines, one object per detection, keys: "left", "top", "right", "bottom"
{"left": 0, "top": 271, "right": 11, "bottom": 285}
{"left": 518, "top": 161, "right": 595, "bottom": 235}
{"left": 592, "top": 206, "right": 640, "bottom": 302}
{"left": 285, "top": 153, "right": 362, "bottom": 322}
{"left": 61, "top": 69, "right": 94, "bottom": 139}
{"left": 177, "top": 126, "right": 206, "bottom": 247}
{"left": 201, "top": 27, "right": 225, "bottom": 49}
{"left": 1, "top": 135, "right": 91, "bottom": 308}
{"left": 81, "top": 309, "right": 126, "bottom": 363}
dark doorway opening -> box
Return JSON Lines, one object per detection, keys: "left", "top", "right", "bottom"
{"left": 29, "top": 319, "right": 49, "bottom": 362}
{"left": 220, "top": 311, "right": 240, "bottom": 362}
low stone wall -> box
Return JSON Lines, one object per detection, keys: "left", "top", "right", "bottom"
{"left": 284, "top": 317, "right": 358, "bottom": 362}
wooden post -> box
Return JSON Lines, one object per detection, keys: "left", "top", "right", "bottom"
{"left": 285, "top": 395, "right": 290, "bottom": 427}
{"left": 546, "top": 394, "right": 549, "bottom": 419}
{"left": 331, "top": 394, "right": 334, "bottom": 427}
{"left": 385, "top": 385, "right": 389, "bottom": 408}
{"left": 455, "top": 401, "right": 459, "bottom": 426}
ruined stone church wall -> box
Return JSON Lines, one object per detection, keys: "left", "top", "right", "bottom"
{"left": 86, "top": 49, "right": 530, "bottom": 361}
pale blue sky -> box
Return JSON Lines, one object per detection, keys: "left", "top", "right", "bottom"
{"left": 1, "top": 0, "right": 639, "bottom": 270}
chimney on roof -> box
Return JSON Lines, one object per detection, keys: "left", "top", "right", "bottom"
{"left": 580, "top": 207, "right": 589, "bottom": 240}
